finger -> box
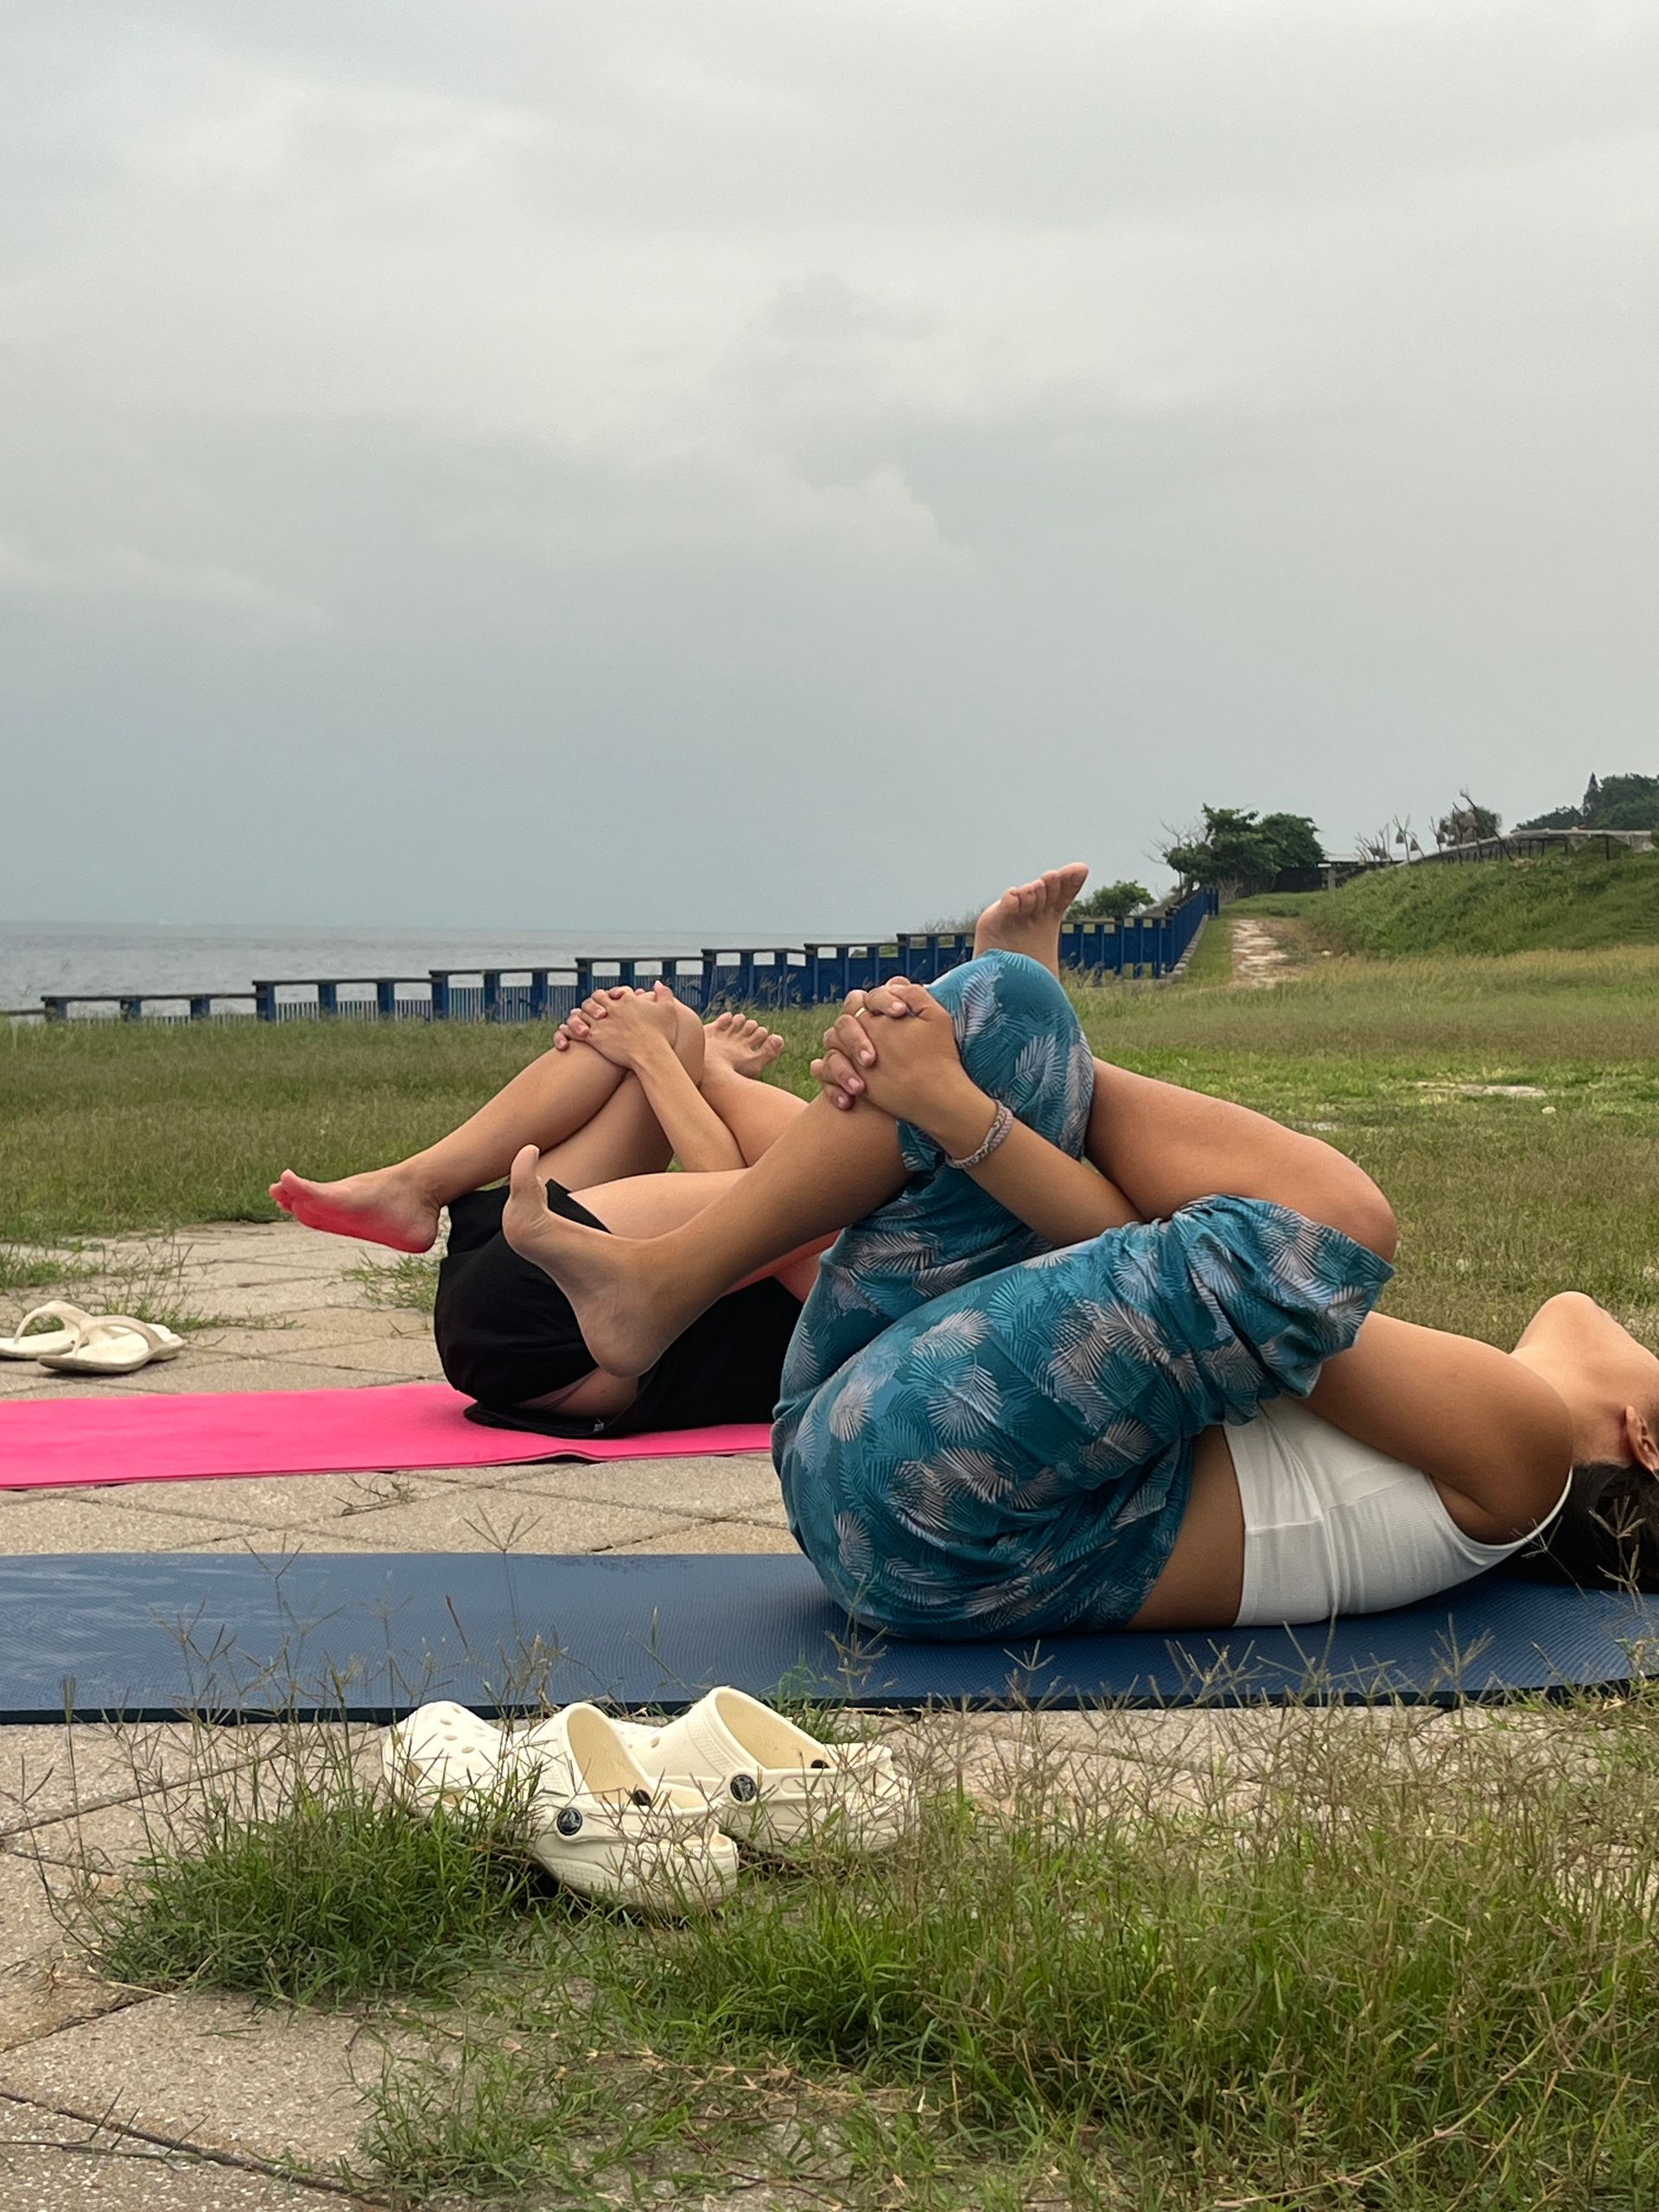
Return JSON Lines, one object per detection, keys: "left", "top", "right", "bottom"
{"left": 828, "top": 1014, "right": 876, "bottom": 1068}
{"left": 819, "top": 1046, "right": 865, "bottom": 1096}
{"left": 564, "top": 1014, "right": 592, "bottom": 1042}
{"left": 810, "top": 1055, "right": 858, "bottom": 1110}
{"left": 863, "top": 982, "right": 912, "bottom": 1019}
{"left": 840, "top": 990, "right": 868, "bottom": 1017}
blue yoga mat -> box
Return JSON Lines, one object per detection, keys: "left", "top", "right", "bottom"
{"left": 1, "top": 1554, "right": 1655, "bottom": 1722}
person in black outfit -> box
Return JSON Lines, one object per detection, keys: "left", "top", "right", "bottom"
{"left": 270, "top": 986, "right": 821, "bottom": 1435}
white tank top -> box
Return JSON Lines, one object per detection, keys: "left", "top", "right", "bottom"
{"left": 1226, "top": 1395, "right": 1567, "bottom": 1627}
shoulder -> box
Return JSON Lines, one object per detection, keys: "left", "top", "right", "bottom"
{"left": 1306, "top": 1313, "right": 1572, "bottom": 1539}
{"left": 1435, "top": 1351, "right": 1573, "bottom": 1541}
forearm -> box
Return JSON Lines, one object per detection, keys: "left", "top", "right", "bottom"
{"left": 917, "top": 1079, "right": 1140, "bottom": 1247}
{"left": 628, "top": 1044, "right": 746, "bottom": 1173}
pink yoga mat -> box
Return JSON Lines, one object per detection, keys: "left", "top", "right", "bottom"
{"left": 0, "top": 1382, "right": 772, "bottom": 1492}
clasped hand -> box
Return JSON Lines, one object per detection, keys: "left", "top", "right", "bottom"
{"left": 552, "top": 981, "right": 681, "bottom": 1067}
{"left": 810, "top": 977, "right": 971, "bottom": 1119}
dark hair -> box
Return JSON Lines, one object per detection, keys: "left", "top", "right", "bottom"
{"left": 1512, "top": 1463, "right": 1659, "bottom": 1592}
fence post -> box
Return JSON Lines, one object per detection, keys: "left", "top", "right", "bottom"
{"left": 429, "top": 970, "right": 450, "bottom": 1021}
{"left": 189, "top": 995, "right": 213, "bottom": 1021}
{"left": 481, "top": 969, "right": 501, "bottom": 1021}
{"left": 376, "top": 978, "right": 397, "bottom": 1018}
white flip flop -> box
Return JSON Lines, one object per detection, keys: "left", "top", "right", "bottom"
{"left": 384, "top": 1700, "right": 739, "bottom": 1915}
{"left": 35, "top": 1313, "right": 185, "bottom": 1375}
{"left": 0, "top": 1302, "right": 98, "bottom": 1362}
{"left": 608, "top": 1688, "right": 918, "bottom": 1859}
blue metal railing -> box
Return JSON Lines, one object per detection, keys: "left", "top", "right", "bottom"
{"left": 29, "top": 889, "right": 1218, "bottom": 1024}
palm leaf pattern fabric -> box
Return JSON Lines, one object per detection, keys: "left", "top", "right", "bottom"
{"left": 774, "top": 950, "right": 1395, "bottom": 1640}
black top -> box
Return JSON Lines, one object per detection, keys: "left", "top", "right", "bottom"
{"left": 433, "top": 1181, "right": 799, "bottom": 1440}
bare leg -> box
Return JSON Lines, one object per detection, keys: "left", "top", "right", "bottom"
{"left": 700, "top": 1013, "right": 804, "bottom": 1166}
{"left": 503, "top": 1095, "right": 907, "bottom": 1376}
{"left": 270, "top": 1002, "right": 707, "bottom": 1251}
{"left": 569, "top": 1164, "right": 831, "bottom": 1300}
{"left": 1085, "top": 1063, "right": 1397, "bottom": 1258}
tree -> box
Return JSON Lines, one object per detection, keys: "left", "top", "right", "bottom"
{"left": 1515, "top": 771, "right": 1659, "bottom": 835}
{"left": 1433, "top": 791, "right": 1501, "bottom": 848}
{"left": 1162, "top": 806, "right": 1325, "bottom": 896}
{"left": 1586, "top": 772, "right": 1659, "bottom": 830}
{"left": 1068, "top": 879, "right": 1152, "bottom": 922}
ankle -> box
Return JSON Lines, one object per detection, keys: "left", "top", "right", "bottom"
{"left": 394, "top": 1158, "right": 448, "bottom": 1213}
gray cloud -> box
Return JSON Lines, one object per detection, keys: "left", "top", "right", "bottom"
{"left": 2, "top": 1, "right": 1656, "bottom": 931}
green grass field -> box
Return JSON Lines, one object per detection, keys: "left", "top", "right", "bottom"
{"left": 1239, "top": 843, "right": 1659, "bottom": 957}
{"left": 7, "top": 937, "right": 1657, "bottom": 1351}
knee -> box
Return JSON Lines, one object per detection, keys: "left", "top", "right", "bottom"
{"left": 931, "top": 951, "right": 1086, "bottom": 1128}
{"left": 1323, "top": 1172, "right": 1397, "bottom": 1263}
{"left": 1355, "top": 1190, "right": 1399, "bottom": 1264}
{"left": 933, "top": 950, "right": 1078, "bottom": 1058}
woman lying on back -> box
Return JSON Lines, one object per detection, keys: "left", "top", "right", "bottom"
{"left": 496, "top": 881, "right": 1659, "bottom": 1635}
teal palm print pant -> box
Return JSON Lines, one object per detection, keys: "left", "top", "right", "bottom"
{"left": 773, "top": 950, "right": 1395, "bottom": 1638}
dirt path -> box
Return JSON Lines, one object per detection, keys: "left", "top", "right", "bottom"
{"left": 1230, "top": 915, "right": 1304, "bottom": 988}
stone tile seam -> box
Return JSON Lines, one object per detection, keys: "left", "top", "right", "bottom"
{"left": 0, "top": 2086, "right": 381, "bottom": 2202}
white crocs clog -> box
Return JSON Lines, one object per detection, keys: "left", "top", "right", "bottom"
{"left": 608, "top": 1688, "right": 918, "bottom": 1859}
{"left": 0, "top": 1302, "right": 97, "bottom": 1362}
{"left": 385, "top": 1700, "right": 739, "bottom": 1915}
{"left": 382, "top": 1700, "right": 524, "bottom": 1814}
{"left": 516, "top": 1703, "right": 740, "bottom": 1914}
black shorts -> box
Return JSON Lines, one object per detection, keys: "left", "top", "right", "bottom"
{"left": 432, "top": 1183, "right": 802, "bottom": 1440}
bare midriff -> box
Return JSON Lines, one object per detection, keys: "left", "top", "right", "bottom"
{"left": 1126, "top": 1427, "right": 1247, "bottom": 1630}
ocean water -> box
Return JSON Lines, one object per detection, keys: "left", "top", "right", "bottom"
{"left": 0, "top": 924, "right": 749, "bottom": 1011}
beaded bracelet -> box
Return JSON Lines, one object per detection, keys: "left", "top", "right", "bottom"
{"left": 945, "top": 1100, "right": 1014, "bottom": 1173}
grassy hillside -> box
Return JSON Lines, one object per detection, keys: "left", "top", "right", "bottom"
{"left": 1238, "top": 847, "right": 1659, "bottom": 957}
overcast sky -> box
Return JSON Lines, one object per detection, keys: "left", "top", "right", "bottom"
{"left": 2, "top": 1, "right": 1655, "bottom": 935}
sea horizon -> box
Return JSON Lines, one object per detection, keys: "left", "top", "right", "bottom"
{"left": 0, "top": 918, "right": 896, "bottom": 1008}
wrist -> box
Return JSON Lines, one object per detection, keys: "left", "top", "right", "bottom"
{"left": 630, "top": 1033, "right": 682, "bottom": 1077}
{"left": 915, "top": 1078, "right": 1000, "bottom": 1160}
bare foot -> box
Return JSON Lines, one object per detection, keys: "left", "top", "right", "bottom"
{"left": 971, "top": 864, "right": 1090, "bottom": 976}
{"left": 500, "top": 1147, "right": 688, "bottom": 1376}
{"left": 702, "top": 1011, "right": 785, "bottom": 1081}
{"left": 269, "top": 1166, "right": 441, "bottom": 1253}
